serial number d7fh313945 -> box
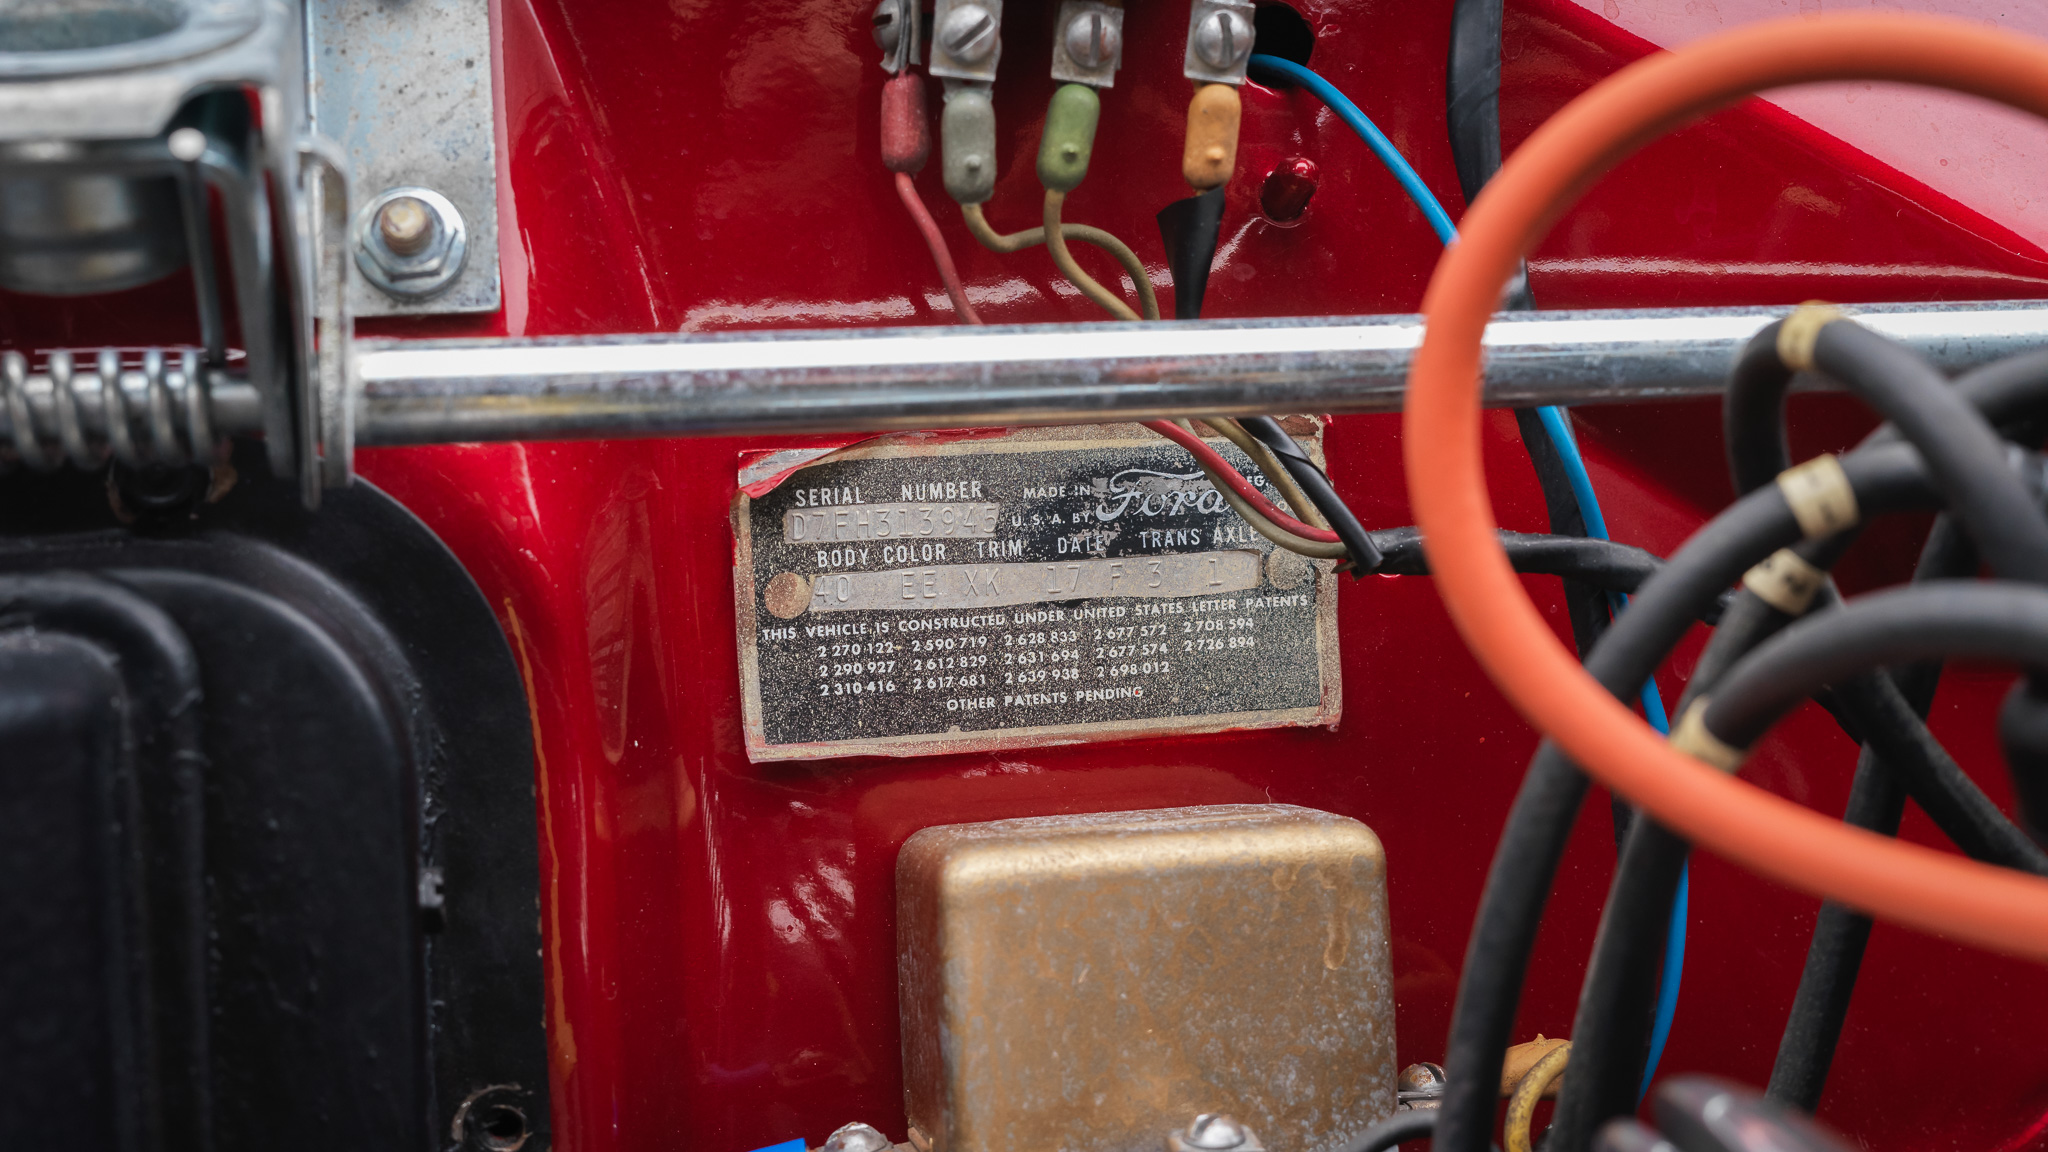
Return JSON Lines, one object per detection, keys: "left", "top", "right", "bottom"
{"left": 731, "top": 425, "right": 1340, "bottom": 760}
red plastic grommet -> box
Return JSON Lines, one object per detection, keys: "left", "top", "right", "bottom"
{"left": 1260, "top": 157, "right": 1318, "bottom": 225}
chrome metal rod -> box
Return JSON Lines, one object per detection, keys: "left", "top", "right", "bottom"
{"left": 351, "top": 301, "right": 2048, "bottom": 445}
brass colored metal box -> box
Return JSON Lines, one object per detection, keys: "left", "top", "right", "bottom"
{"left": 897, "top": 804, "right": 1396, "bottom": 1152}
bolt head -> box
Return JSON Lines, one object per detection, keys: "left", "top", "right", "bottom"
{"left": 824, "top": 1123, "right": 893, "bottom": 1152}
{"left": 1184, "top": 1115, "right": 1247, "bottom": 1150}
{"left": 378, "top": 196, "right": 435, "bottom": 256}
{"left": 355, "top": 186, "right": 468, "bottom": 299}
{"left": 939, "top": 3, "right": 997, "bottom": 63}
{"left": 1398, "top": 1061, "right": 1449, "bottom": 1095}
{"left": 1193, "top": 9, "right": 1253, "bottom": 69}
{"left": 871, "top": 0, "right": 900, "bottom": 53}
{"left": 1064, "top": 10, "right": 1119, "bottom": 69}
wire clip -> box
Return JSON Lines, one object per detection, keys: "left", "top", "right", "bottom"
{"left": 1777, "top": 301, "right": 1847, "bottom": 372}
{"left": 1742, "top": 548, "right": 1829, "bottom": 616}
{"left": 1776, "top": 453, "right": 1859, "bottom": 540}
{"left": 1669, "top": 699, "right": 1746, "bottom": 773}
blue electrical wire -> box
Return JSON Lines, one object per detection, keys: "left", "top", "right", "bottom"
{"left": 1253, "top": 53, "right": 1688, "bottom": 1097}
{"left": 1247, "top": 55, "right": 1460, "bottom": 246}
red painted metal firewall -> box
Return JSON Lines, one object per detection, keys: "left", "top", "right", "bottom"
{"left": 331, "top": 0, "right": 2048, "bottom": 1148}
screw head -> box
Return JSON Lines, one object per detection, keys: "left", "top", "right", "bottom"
{"left": 824, "top": 1123, "right": 893, "bottom": 1152}
{"left": 1193, "top": 8, "right": 1253, "bottom": 69}
{"left": 939, "top": 3, "right": 997, "bottom": 63}
{"left": 378, "top": 196, "right": 435, "bottom": 256}
{"left": 1398, "top": 1061, "right": 1449, "bottom": 1096}
{"left": 167, "top": 127, "right": 206, "bottom": 162}
{"left": 1184, "top": 1115, "right": 1248, "bottom": 1150}
{"left": 1064, "top": 10, "right": 1118, "bottom": 69}
{"left": 871, "top": 0, "right": 900, "bottom": 53}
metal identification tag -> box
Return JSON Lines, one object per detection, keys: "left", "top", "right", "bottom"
{"left": 732, "top": 424, "right": 1341, "bottom": 760}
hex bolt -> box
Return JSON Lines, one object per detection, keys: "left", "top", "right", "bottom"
{"left": 872, "top": 0, "right": 901, "bottom": 54}
{"left": 378, "top": 196, "right": 435, "bottom": 256}
{"left": 1064, "top": 10, "right": 1119, "bottom": 69}
{"left": 823, "top": 1123, "right": 893, "bottom": 1152}
{"left": 1183, "top": 1115, "right": 1248, "bottom": 1150}
{"left": 1193, "top": 8, "right": 1253, "bottom": 69}
{"left": 939, "top": 3, "right": 998, "bottom": 63}
{"left": 355, "top": 186, "right": 468, "bottom": 299}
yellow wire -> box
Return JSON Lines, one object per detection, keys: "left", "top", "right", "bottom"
{"left": 1041, "top": 189, "right": 1149, "bottom": 322}
{"left": 962, "top": 202, "right": 1160, "bottom": 320}
{"left": 1504, "top": 1041, "right": 1572, "bottom": 1152}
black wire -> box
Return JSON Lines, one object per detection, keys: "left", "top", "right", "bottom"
{"left": 1446, "top": 0, "right": 1506, "bottom": 208}
{"left": 1238, "top": 416, "right": 1384, "bottom": 573}
{"left": 1364, "top": 527, "right": 1728, "bottom": 623}
{"left": 1701, "top": 582, "right": 2048, "bottom": 747}
{"left": 1512, "top": 408, "right": 1618, "bottom": 662}
{"left": 1431, "top": 444, "right": 1939, "bottom": 1152}
{"left": 1342, "top": 1110, "right": 1438, "bottom": 1152}
{"left": 1555, "top": 526, "right": 2048, "bottom": 1147}
{"left": 1548, "top": 338, "right": 2048, "bottom": 1143}
{"left": 1761, "top": 531, "right": 1971, "bottom": 1115}
{"left": 1726, "top": 321, "right": 2048, "bottom": 582}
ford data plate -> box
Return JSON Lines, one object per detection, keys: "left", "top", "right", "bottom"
{"left": 732, "top": 424, "right": 1340, "bottom": 760}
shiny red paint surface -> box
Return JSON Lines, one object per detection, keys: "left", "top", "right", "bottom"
{"left": 360, "top": 0, "right": 2048, "bottom": 1147}
{"left": 35, "top": 0, "right": 2048, "bottom": 1147}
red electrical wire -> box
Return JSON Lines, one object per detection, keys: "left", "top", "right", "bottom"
{"left": 895, "top": 172, "right": 982, "bottom": 326}
{"left": 1143, "top": 419, "right": 1344, "bottom": 544}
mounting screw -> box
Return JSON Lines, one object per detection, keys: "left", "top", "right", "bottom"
{"left": 379, "top": 196, "right": 433, "bottom": 256}
{"left": 353, "top": 185, "right": 468, "bottom": 300}
{"left": 824, "top": 1123, "right": 894, "bottom": 1152}
{"left": 1399, "top": 1062, "right": 1448, "bottom": 1095}
{"left": 939, "top": 3, "right": 998, "bottom": 63}
{"left": 1063, "top": 8, "right": 1119, "bottom": 69}
{"left": 451, "top": 1084, "right": 530, "bottom": 1152}
{"left": 1193, "top": 8, "right": 1253, "bottom": 69}
{"left": 1173, "top": 1115, "right": 1260, "bottom": 1152}
{"left": 871, "top": 0, "right": 901, "bottom": 54}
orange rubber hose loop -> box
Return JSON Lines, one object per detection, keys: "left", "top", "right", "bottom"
{"left": 1143, "top": 419, "right": 1344, "bottom": 543}
{"left": 1404, "top": 12, "right": 2048, "bottom": 961}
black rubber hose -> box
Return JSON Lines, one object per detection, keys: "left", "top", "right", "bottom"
{"left": 1724, "top": 321, "right": 1798, "bottom": 495}
{"left": 1551, "top": 338, "right": 2048, "bottom": 1142}
{"left": 1725, "top": 320, "right": 2048, "bottom": 582}
{"left": 1431, "top": 444, "right": 1937, "bottom": 1152}
{"left": 1557, "top": 537, "right": 2048, "bottom": 1146}
{"left": 1342, "top": 1110, "right": 1438, "bottom": 1152}
{"left": 1871, "top": 345, "right": 2048, "bottom": 444}
{"left": 1765, "top": 752, "right": 1905, "bottom": 1112}
{"left": 1760, "top": 534, "right": 1971, "bottom": 1115}
{"left": 1239, "top": 415, "right": 1384, "bottom": 572}
{"left": 1701, "top": 583, "right": 2048, "bottom": 748}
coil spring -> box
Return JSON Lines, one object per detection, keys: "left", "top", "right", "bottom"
{"left": 0, "top": 348, "right": 214, "bottom": 472}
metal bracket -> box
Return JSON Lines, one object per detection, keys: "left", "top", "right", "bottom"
{"left": 1183, "top": 0, "right": 1257, "bottom": 86}
{"left": 297, "top": 138, "right": 354, "bottom": 503}
{"left": 1050, "top": 0, "right": 1124, "bottom": 87}
{"left": 309, "top": 0, "right": 500, "bottom": 317}
{"left": 874, "top": 0, "right": 922, "bottom": 74}
{"left": 929, "top": 0, "right": 1003, "bottom": 84}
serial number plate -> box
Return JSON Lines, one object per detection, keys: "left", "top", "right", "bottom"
{"left": 732, "top": 426, "right": 1340, "bottom": 760}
